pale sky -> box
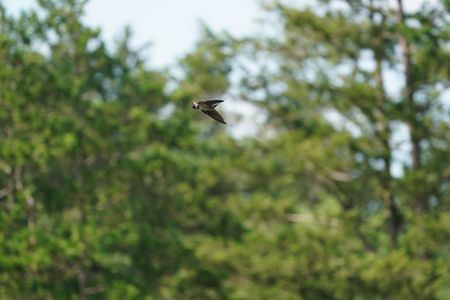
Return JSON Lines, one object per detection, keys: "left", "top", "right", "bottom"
{"left": 3, "top": 0, "right": 440, "bottom": 170}
{"left": 3, "top": 0, "right": 262, "bottom": 68}
{"left": 2, "top": 0, "right": 265, "bottom": 136}
{"left": 2, "top": 0, "right": 433, "bottom": 67}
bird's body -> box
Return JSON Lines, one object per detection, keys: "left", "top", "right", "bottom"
{"left": 192, "top": 99, "right": 227, "bottom": 124}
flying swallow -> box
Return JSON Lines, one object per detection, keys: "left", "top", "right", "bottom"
{"left": 192, "top": 99, "right": 227, "bottom": 124}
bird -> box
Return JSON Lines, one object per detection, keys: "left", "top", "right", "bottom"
{"left": 192, "top": 99, "right": 227, "bottom": 124}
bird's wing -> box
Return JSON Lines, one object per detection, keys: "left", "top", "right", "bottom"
{"left": 201, "top": 109, "right": 227, "bottom": 124}
{"left": 201, "top": 100, "right": 224, "bottom": 107}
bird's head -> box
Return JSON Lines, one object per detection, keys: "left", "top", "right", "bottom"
{"left": 191, "top": 101, "right": 199, "bottom": 109}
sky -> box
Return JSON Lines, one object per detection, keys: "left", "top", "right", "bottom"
{"left": 3, "top": 0, "right": 262, "bottom": 68}
{"left": 3, "top": 0, "right": 267, "bottom": 138}
{"left": 2, "top": 0, "right": 441, "bottom": 174}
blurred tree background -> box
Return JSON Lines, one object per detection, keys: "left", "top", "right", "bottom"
{"left": 0, "top": 0, "right": 449, "bottom": 299}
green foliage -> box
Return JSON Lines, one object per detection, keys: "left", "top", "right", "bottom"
{"left": 0, "top": 0, "right": 449, "bottom": 299}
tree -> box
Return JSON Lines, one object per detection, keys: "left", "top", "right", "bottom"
{"left": 0, "top": 0, "right": 449, "bottom": 299}
{"left": 231, "top": 0, "right": 450, "bottom": 297}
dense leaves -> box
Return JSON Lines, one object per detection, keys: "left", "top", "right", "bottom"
{"left": 0, "top": 0, "right": 449, "bottom": 299}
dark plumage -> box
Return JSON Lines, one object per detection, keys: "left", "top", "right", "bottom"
{"left": 192, "top": 100, "right": 227, "bottom": 124}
